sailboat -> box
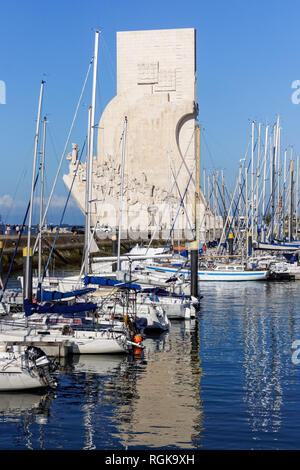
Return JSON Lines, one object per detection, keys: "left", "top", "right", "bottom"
{"left": 0, "top": 343, "right": 58, "bottom": 391}
{"left": 142, "top": 261, "right": 269, "bottom": 282}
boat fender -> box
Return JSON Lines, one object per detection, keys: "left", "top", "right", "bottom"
{"left": 133, "top": 334, "right": 143, "bottom": 344}
{"left": 133, "top": 346, "right": 143, "bottom": 355}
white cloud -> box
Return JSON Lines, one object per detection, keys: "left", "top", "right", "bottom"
{"left": 0, "top": 193, "right": 77, "bottom": 210}
{"left": 0, "top": 194, "right": 26, "bottom": 209}
{"left": 0, "top": 193, "right": 80, "bottom": 224}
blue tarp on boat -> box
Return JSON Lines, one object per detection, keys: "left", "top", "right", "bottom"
{"left": 24, "top": 299, "right": 98, "bottom": 317}
{"left": 83, "top": 275, "right": 141, "bottom": 290}
{"left": 141, "top": 286, "right": 186, "bottom": 299}
{"left": 282, "top": 253, "right": 299, "bottom": 263}
{"left": 36, "top": 286, "right": 96, "bottom": 302}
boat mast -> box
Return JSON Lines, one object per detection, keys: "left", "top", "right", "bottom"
{"left": 296, "top": 156, "right": 299, "bottom": 240}
{"left": 25, "top": 80, "right": 45, "bottom": 300}
{"left": 85, "top": 30, "right": 100, "bottom": 275}
{"left": 289, "top": 149, "right": 294, "bottom": 242}
{"left": 245, "top": 167, "right": 249, "bottom": 262}
{"left": 38, "top": 116, "right": 47, "bottom": 283}
{"left": 207, "top": 174, "right": 210, "bottom": 243}
{"left": 261, "top": 125, "right": 269, "bottom": 242}
{"left": 117, "top": 116, "right": 128, "bottom": 271}
{"left": 276, "top": 124, "right": 281, "bottom": 238}
{"left": 251, "top": 120, "right": 255, "bottom": 238}
{"left": 213, "top": 172, "right": 216, "bottom": 241}
{"left": 254, "top": 122, "right": 261, "bottom": 241}
{"left": 282, "top": 149, "right": 287, "bottom": 239}
{"left": 270, "top": 122, "right": 278, "bottom": 241}
{"left": 194, "top": 124, "right": 200, "bottom": 243}
{"left": 221, "top": 170, "right": 226, "bottom": 230}
{"left": 84, "top": 105, "right": 92, "bottom": 275}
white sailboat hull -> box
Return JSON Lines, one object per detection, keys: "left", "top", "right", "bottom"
{"left": 136, "top": 293, "right": 195, "bottom": 319}
{"left": 197, "top": 270, "right": 268, "bottom": 281}
{"left": 256, "top": 242, "right": 299, "bottom": 252}
{"left": 145, "top": 265, "right": 269, "bottom": 281}
{"left": 0, "top": 369, "right": 45, "bottom": 391}
{"left": 69, "top": 331, "right": 129, "bottom": 354}
{"left": 0, "top": 345, "right": 57, "bottom": 391}
{"left": 0, "top": 328, "right": 129, "bottom": 355}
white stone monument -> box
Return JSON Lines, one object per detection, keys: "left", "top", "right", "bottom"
{"left": 63, "top": 28, "right": 217, "bottom": 241}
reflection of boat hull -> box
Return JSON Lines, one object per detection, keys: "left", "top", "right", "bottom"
{"left": 70, "top": 354, "right": 126, "bottom": 375}
{"left": 145, "top": 265, "right": 268, "bottom": 281}
{"left": 0, "top": 392, "right": 46, "bottom": 413}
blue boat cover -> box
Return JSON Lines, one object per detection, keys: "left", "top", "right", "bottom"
{"left": 283, "top": 253, "right": 299, "bottom": 263}
{"left": 83, "top": 275, "right": 141, "bottom": 290}
{"left": 24, "top": 299, "right": 98, "bottom": 317}
{"left": 36, "top": 286, "right": 96, "bottom": 302}
{"left": 141, "top": 286, "right": 186, "bottom": 299}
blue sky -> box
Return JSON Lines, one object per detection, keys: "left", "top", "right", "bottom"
{"left": 0, "top": 0, "right": 300, "bottom": 224}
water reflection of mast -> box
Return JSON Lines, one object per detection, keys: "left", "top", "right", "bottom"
{"left": 243, "top": 286, "right": 284, "bottom": 436}
{"left": 82, "top": 374, "right": 97, "bottom": 450}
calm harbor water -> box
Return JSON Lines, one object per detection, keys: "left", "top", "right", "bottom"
{"left": 1, "top": 279, "right": 300, "bottom": 450}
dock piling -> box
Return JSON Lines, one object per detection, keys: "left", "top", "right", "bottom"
{"left": 190, "top": 240, "right": 199, "bottom": 298}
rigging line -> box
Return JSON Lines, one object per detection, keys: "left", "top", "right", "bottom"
{"left": 95, "top": 36, "right": 117, "bottom": 120}
{"left": 219, "top": 176, "right": 246, "bottom": 252}
{"left": 92, "top": 126, "right": 123, "bottom": 226}
{"left": 41, "top": 138, "right": 86, "bottom": 282}
{"left": 96, "top": 73, "right": 104, "bottom": 118}
{"left": 174, "top": 125, "right": 196, "bottom": 188}
{"left": 33, "top": 57, "right": 94, "bottom": 255}
{"left": 0, "top": 172, "right": 40, "bottom": 302}
{"left": 193, "top": 178, "right": 219, "bottom": 243}
{"left": 214, "top": 178, "right": 228, "bottom": 220}
{"left": 146, "top": 130, "right": 196, "bottom": 252}
{"left": 169, "top": 163, "right": 194, "bottom": 234}
{"left": 46, "top": 124, "right": 61, "bottom": 166}
{"left": 77, "top": 222, "right": 100, "bottom": 288}
{"left": 201, "top": 130, "right": 217, "bottom": 169}
{"left": 217, "top": 159, "right": 250, "bottom": 253}
{"left": 163, "top": 160, "right": 197, "bottom": 249}
{"left": 100, "top": 34, "right": 117, "bottom": 88}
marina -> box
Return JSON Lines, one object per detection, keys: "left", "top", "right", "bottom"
{"left": 2, "top": 1, "right": 300, "bottom": 455}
